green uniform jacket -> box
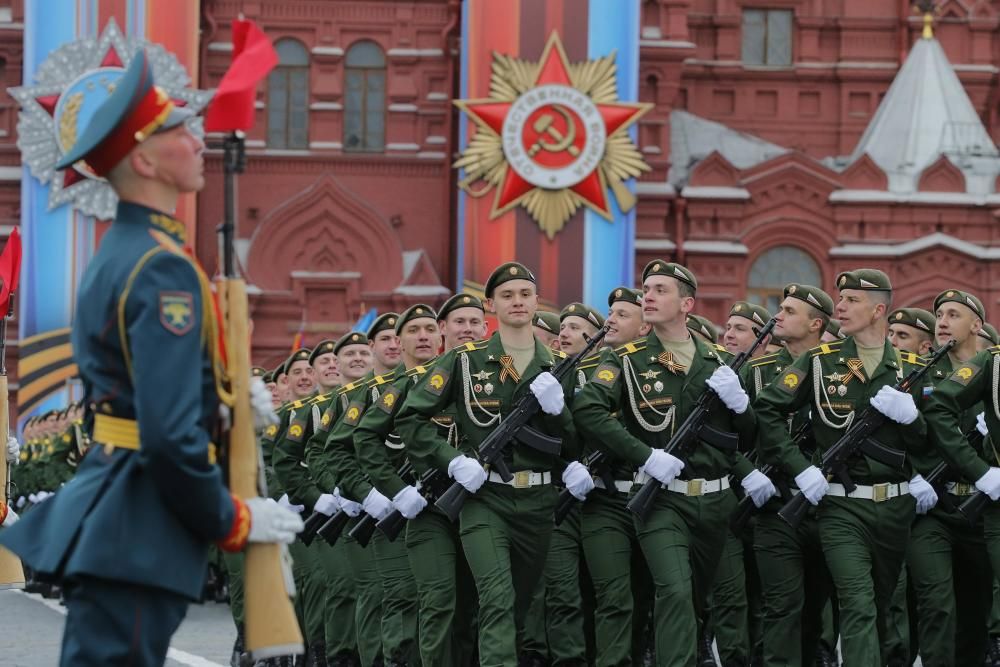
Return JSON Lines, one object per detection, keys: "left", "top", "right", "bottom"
{"left": 305, "top": 376, "right": 368, "bottom": 493}
{"left": 272, "top": 390, "right": 334, "bottom": 510}
{"left": 755, "top": 337, "right": 928, "bottom": 483}
{"left": 395, "top": 333, "right": 579, "bottom": 475}
{"left": 924, "top": 346, "right": 1000, "bottom": 482}
{"left": 261, "top": 402, "right": 298, "bottom": 498}
{"left": 572, "top": 332, "right": 755, "bottom": 481}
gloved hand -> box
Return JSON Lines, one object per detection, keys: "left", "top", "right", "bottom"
{"left": 909, "top": 474, "right": 938, "bottom": 514}
{"left": 869, "top": 386, "right": 918, "bottom": 425}
{"left": 334, "top": 488, "right": 362, "bottom": 517}
{"left": 448, "top": 455, "right": 488, "bottom": 493}
{"left": 6, "top": 435, "right": 19, "bottom": 464}
{"left": 246, "top": 497, "right": 304, "bottom": 544}
{"left": 312, "top": 493, "right": 338, "bottom": 516}
{"left": 530, "top": 371, "right": 565, "bottom": 415}
{"left": 277, "top": 494, "right": 305, "bottom": 514}
{"left": 35, "top": 491, "right": 51, "bottom": 503}
{"left": 794, "top": 466, "right": 829, "bottom": 506}
{"left": 2, "top": 506, "right": 18, "bottom": 528}
{"left": 976, "top": 468, "right": 1000, "bottom": 501}
{"left": 28, "top": 493, "right": 37, "bottom": 504}
{"left": 562, "top": 461, "right": 595, "bottom": 501}
{"left": 741, "top": 469, "right": 778, "bottom": 508}
{"left": 706, "top": 366, "right": 749, "bottom": 414}
{"left": 15, "top": 496, "right": 25, "bottom": 509}
{"left": 640, "top": 449, "right": 685, "bottom": 485}
{"left": 977, "top": 412, "right": 989, "bottom": 437}
{"left": 251, "top": 377, "right": 280, "bottom": 431}
{"left": 362, "top": 488, "right": 393, "bottom": 520}
{"left": 392, "top": 485, "right": 427, "bottom": 519}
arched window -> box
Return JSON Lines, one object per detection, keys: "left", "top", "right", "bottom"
{"left": 747, "top": 246, "right": 822, "bottom": 313}
{"left": 344, "top": 41, "right": 386, "bottom": 152}
{"left": 267, "top": 38, "right": 309, "bottom": 149}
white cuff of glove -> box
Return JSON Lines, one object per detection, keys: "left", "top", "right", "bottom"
{"left": 530, "top": 371, "right": 565, "bottom": 415}
{"left": 975, "top": 468, "right": 1000, "bottom": 501}
{"left": 2, "top": 507, "right": 18, "bottom": 528}
{"left": 977, "top": 412, "right": 989, "bottom": 437}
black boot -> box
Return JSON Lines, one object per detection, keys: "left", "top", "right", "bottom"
{"left": 230, "top": 627, "right": 245, "bottom": 667}
{"left": 308, "top": 642, "right": 328, "bottom": 667}
{"left": 814, "top": 643, "right": 837, "bottom": 667}
{"left": 698, "top": 630, "right": 718, "bottom": 667}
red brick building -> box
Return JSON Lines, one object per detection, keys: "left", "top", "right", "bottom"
{"left": 5, "top": 1, "right": 1000, "bottom": 369}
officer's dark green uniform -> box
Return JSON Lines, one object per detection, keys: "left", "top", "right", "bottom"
{"left": 573, "top": 261, "right": 756, "bottom": 666}
{"left": 396, "top": 262, "right": 578, "bottom": 667}
{"left": 755, "top": 269, "right": 927, "bottom": 667}
{"left": 749, "top": 284, "right": 836, "bottom": 667}
{"left": 911, "top": 290, "right": 993, "bottom": 665}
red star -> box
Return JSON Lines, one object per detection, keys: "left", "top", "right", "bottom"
{"left": 459, "top": 33, "right": 648, "bottom": 220}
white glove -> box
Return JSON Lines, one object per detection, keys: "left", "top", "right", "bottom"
{"left": 869, "top": 386, "right": 918, "bottom": 425}
{"left": 741, "top": 469, "right": 778, "bottom": 508}
{"left": 640, "top": 449, "right": 685, "bottom": 485}
{"left": 15, "top": 496, "right": 25, "bottom": 509}
{"left": 2, "top": 506, "right": 18, "bottom": 527}
{"left": 312, "top": 493, "right": 337, "bottom": 516}
{"left": 334, "top": 488, "right": 363, "bottom": 517}
{"left": 246, "top": 497, "right": 304, "bottom": 544}
{"left": 706, "top": 366, "right": 749, "bottom": 414}
{"left": 362, "top": 488, "right": 393, "bottom": 520}
{"left": 36, "top": 491, "right": 52, "bottom": 503}
{"left": 909, "top": 474, "right": 938, "bottom": 514}
{"left": 794, "top": 466, "right": 829, "bottom": 506}
{"left": 392, "top": 485, "right": 427, "bottom": 519}
{"left": 251, "top": 376, "right": 280, "bottom": 431}
{"left": 562, "top": 461, "right": 595, "bottom": 501}
{"left": 977, "top": 412, "right": 989, "bottom": 437}
{"left": 976, "top": 468, "right": 1000, "bottom": 501}
{"left": 448, "top": 455, "right": 488, "bottom": 493}
{"left": 28, "top": 493, "right": 37, "bottom": 504}
{"left": 530, "top": 371, "right": 565, "bottom": 415}
{"left": 6, "top": 436, "right": 19, "bottom": 464}
{"left": 277, "top": 494, "right": 305, "bottom": 514}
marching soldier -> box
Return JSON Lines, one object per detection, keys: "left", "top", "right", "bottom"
{"left": 439, "top": 293, "right": 488, "bottom": 347}
{"left": 532, "top": 311, "right": 562, "bottom": 351}
{"left": 755, "top": 269, "right": 927, "bottom": 666}
{"left": 887, "top": 307, "right": 935, "bottom": 356}
{"left": 978, "top": 323, "right": 999, "bottom": 352}
{"left": 687, "top": 314, "right": 719, "bottom": 344}
{"left": 573, "top": 261, "right": 773, "bottom": 665}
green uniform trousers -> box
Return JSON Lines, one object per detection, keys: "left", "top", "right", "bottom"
{"left": 991, "top": 579, "right": 1000, "bottom": 636}
{"left": 405, "top": 509, "right": 478, "bottom": 667}
{"left": 710, "top": 525, "right": 761, "bottom": 665}
{"left": 817, "top": 494, "right": 914, "bottom": 667}
{"left": 908, "top": 500, "right": 991, "bottom": 666}
{"left": 581, "top": 488, "right": 653, "bottom": 667}
{"left": 314, "top": 540, "right": 358, "bottom": 661}
{"left": 222, "top": 549, "right": 245, "bottom": 628}
{"left": 753, "top": 510, "right": 832, "bottom": 666}
{"left": 372, "top": 532, "right": 421, "bottom": 665}
{"left": 458, "top": 482, "right": 556, "bottom": 667}
{"left": 289, "top": 540, "right": 327, "bottom": 644}
{"left": 343, "top": 524, "right": 385, "bottom": 667}
{"left": 882, "top": 565, "right": 915, "bottom": 665}
{"left": 634, "top": 488, "right": 734, "bottom": 666}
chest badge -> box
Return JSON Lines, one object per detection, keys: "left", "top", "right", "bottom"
{"left": 653, "top": 380, "right": 664, "bottom": 393}
{"left": 472, "top": 370, "right": 494, "bottom": 381}
{"left": 484, "top": 382, "right": 495, "bottom": 395}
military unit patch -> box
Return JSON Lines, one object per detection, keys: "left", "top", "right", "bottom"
{"left": 779, "top": 367, "right": 806, "bottom": 393}
{"left": 159, "top": 291, "right": 194, "bottom": 335}
{"left": 379, "top": 386, "right": 401, "bottom": 414}
{"left": 593, "top": 363, "right": 620, "bottom": 387}
{"left": 343, "top": 401, "right": 365, "bottom": 426}
{"left": 287, "top": 421, "right": 306, "bottom": 443}
{"left": 949, "top": 363, "right": 981, "bottom": 386}
{"left": 426, "top": 369, "right": 449, "bottom": 396}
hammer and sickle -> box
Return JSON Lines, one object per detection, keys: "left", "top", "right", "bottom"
{"left": 528, "top": 105, "right": 580, "bottom": 158}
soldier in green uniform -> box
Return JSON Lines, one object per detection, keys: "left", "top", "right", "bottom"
{"left": 749, "top": 283, "right": 837, "bottom": 667}
{"left": 573, "top": 261, "right": 774, "bottom": 666}
{"left": 396, "top": 262, "right": 583, "bottom": 667}
{"left": 533, "top": 311, "right": 562, "bottom": 351}
{"left": 888, "top": 307, "right": 935, "bottom": 356}
{"left": 439, "top": 293, "right": 487, "bottom": 348}
{"left": 687, "top": 314, "right": 719, "bottom": 344}
{"left": 755, "top": 269, "right": 927, "bottom": 667}
{"left": 978, "top": 323, "right": 999, "bottom": 352}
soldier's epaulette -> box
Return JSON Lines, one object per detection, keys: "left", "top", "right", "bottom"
{"left": 308, "top": 391, "right": 334, "bottom": 405}
{"left": 713, "top": 343, "right": 727, "bottom": 353}
{"left": 614, "top": 340, "right": 647, "bottom": 356}
{"left": 749, "top": 352, "right": 781, "bottom": 368}
{"left": 406, "top": 364, "right": 431, "bottom": 378}
{"left": 808, "top": 341, "right": 843, "bottom": 357}
{"left": 455, "top": 339, "right": 489, "bottom": 353}
{"left": 990, "top": 345, "right": 1000, "bottom": 356}
{"left": 371, "top": 371, "right": 397, "bottom": 386}
{"left": 552, "top": 349, "right": 568, "bottom": 359}
{"left": 576, "top": 352, "right": 602, "bottom": 371}
{"left": 899, "top": 351, "right": 925, "bottom": 367}
{"left": 338, "top": 379, "right": 364, "bottom": 395}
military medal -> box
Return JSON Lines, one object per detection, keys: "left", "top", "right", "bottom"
{"left": 654, "top": 380, "right": 664, "bottom": 393}
{"left": 838, "top": 385, "right": 848, "bottom": 397}
{"left": 484, "top": 383, "right": 494, "bottom": 395}
{"left": 474, "top": 383, "right": 483, "bottom": 393}
{"left": 827, "top": 385, "right": 836, "bottom": 395}
{"left": 643, "top": 384, "right": 652, "bottom": 393}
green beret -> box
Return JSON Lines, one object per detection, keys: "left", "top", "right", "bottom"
{"left": 560, "top": 302, "right": 605, "bottom": 329}
{"left": 836, "top": 269, "right": 891, "bottom": 291}
{"left": 262, "top": 370, "right": 275, "bottom": 384}
{"left": 728, "top": 301, "right": 771, "bottom": 329}
{"left": 271, "top": 363, "right": 286, "bottom": 379}
{"left": 251, "top": 366, "right": 266, "bottom": 377}
{"left": 485, "top": 262, "right": 536, "bottom": 298}
{"left": 283, "top": 348, "right": 312, "bottom": 375}
{"left": 532, "top": 311, "right": 560, "bottom": 335}
{"left": 334, "top": 331, "right": 368, "bottom": 355}
{"left": 642, "top": 260, "right": 697, "bottom": 292}
{"left": 308, "top": 339, "right": 337, "bottom": 365}
{"left": 978, "top": 323, "right": 999, "bottom": 346}
{"left": 934, "top": 289, "right": 985, "bottom": 321}
{"left": 784, "top": 283, "right": 834, "bottom": 317}
{"left": 888, "top": 308, "right": 935, "bottom": 334}
{"left": 438, "top": 293, "right": 484, "bottom": 321}
{"left": 367, "top": 312, "right": 399, "bottom": 340}
{"left": 686, "top": 314, "right": 717, "bottom": 343}
{"left": 826, "top": 320, "right": 845, "bottom": 339}
{"left": 395, "top": 304, "right": 438, "bottom": 335}
{"left": 608, "top": 286, "right": 643, "bottom": 309}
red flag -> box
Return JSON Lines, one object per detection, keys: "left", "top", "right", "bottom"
{"left": 203, "top": 19, "right": 279, "bottom": 132}
{"left": 0, "top": 228, "right": 22, "bottom": 316}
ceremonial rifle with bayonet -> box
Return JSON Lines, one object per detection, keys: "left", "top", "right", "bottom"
{"left": 626, "top": 317, "right": 777, "bottom": 522}
{"left": 776, "top": 339, "right": 954, "bottom": 529}
{"left": 434, "top": 323, "right": 610, "bottom": 522}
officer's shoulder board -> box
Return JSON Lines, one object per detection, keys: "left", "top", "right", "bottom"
{"left": 713, "top": 343, "right": 727, "bottom": 353}
{"left": 406, "top": 364, "right": 431, "bottom": 378}
{"left": 372, "top": 370, "right": 396, "bottom": 386}
{"left": 749, "top": 351, "right": 781, "bottom": 368}
{"left": 458, "top": 340, "right": 489, "bottom": 353}
{"left": 308, "top": 391, "right": 333, "bottom": 405}
{"left": 552, "top": 349, "right": 568, "bottom": 360}
{"left": 990, "top": 345, "right": 1000, "bottom": 356}
{"left": 613, "top": 340, "right": 647, "bottom": 357}
{"left": 898, "top": 351, "right": 926, "bottom": 367}
{"left": 576, "top": 352, "right": 602, "bottom": 372}
{"left": 808, "top": 341, "right": 843, "bottom": 358}
{"left": 338, "top": 379, "right": 363, "bottom": 395}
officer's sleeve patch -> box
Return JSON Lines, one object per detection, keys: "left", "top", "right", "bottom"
{"left": 592, "top": 363, "right": 620, "bottom": 387}
{"left": 264, "top": 424, "right": 278, "bottom": 439}
{"left": 778, "top": 367, "right": 806, "bottom": 394}
{"left": 343, "top": 400, "right": 365, "bottom": 426}
{"left": 378, "top": 386, "right": 401, "bottom": 414}
{"left": 425, "top": 369, "right": 450, "bottom": 396}
{"left": 159, "top": 291, "right": 194, "bottom": 335}
{"left": 317, "top": 406, "right": 335, "bottom": 433}
{"left": 287, "top": 419, "right": 307, "bottom": 443}
{"left": 949, "top": 363, "right": 981, "bottom": 386}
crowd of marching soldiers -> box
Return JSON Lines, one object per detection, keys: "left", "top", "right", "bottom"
{"left": 15, "top": 258, "right": 1000, "bottom": 667}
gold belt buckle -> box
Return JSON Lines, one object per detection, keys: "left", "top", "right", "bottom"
{"left": 872, "top": 483, "right": 890, "bottom": 503}
{"left": 686, "top": 479, "right": 704, "bottom": 497}
{"left": 513, "top": 471, "right": 531, "bottom": 489}
{"left": 954, "top": 483, "right": 973, "bottom": 496}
